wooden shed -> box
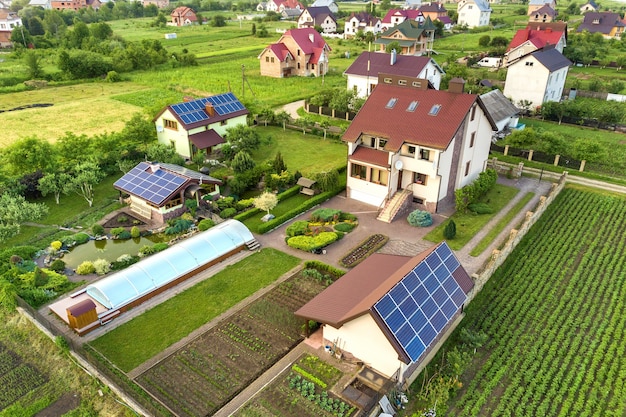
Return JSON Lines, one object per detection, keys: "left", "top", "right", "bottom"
{"left": 297, "top": 177, "right": 316, "bottom": 195}
{"left": 66, "top": 299, "right": 97, "bottom": 330}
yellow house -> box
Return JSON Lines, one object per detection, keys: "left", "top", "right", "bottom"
{"left": 154, "top": 93, "right": 249, "bottom": 160}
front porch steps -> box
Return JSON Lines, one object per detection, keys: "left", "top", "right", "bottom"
{"left": 246, "top": 239, "right": 261, "bottom": 251}
{"left": 377, "top": 189, "right": 413, "bottom": 223}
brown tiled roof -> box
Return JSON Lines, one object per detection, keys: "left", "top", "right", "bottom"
{"left": 344, "top": 52, "right": 433, "bottom": 78}
{"left": 343, "top": 84, "right": 479, "bottom": 151}
{"left": 349, "top": 146, "right": 390, "bottom": 167}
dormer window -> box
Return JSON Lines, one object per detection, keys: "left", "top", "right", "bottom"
{"left": 386, "top": 98, "right": 398, "bottom": 109}
{"left": 593, "top": 19, "right": 600, "bottom": 24}
{"left": 428, "top": 104, "right": 441, "bottom": 116}
{"left": 407, "top": 101, "right": 419, "bottom": 112}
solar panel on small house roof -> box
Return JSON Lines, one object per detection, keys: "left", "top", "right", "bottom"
{"left": 114, "top": 162, "right": 186, "bottom": 206}
{"left": 170, "top": 93, "right": 246, "bottom": 125}
{"left": 373, "top": 242, "right": 467, "bottom": 362}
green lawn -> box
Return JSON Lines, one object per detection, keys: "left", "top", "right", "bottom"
{"left": 242, "top": 193, "right": 311, "bottom": 233}
{"left": 424, "top": 184, "right": 519, "bottom": 250}
{"left": 89, "top": 248, "right": 300, "bottom": 372}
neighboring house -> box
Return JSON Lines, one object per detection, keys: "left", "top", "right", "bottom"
{"left": 479, "top": 89, "right": 520, "bottom": 134}
{"left": 310, "top": 0, "right": 338, "bottom": 14}
{"left": 259, "top": 0, "right": 303, "bottom": 12}
{"left": 457, "top": 0, "right": 492, "bottom": 28}
{"left": 381, "top": 9, "right": 424, "bottom": 31}
{"left": 527, "top": 0, "right": 556, "bottom": 15}
{"left": 143, "top": 0, "right": 169, "bottom": 8}
{"left": 579, "top": 0, "right": 598, "bottom": 13}
{"left": 28, "top": 0, "right": 51, "bottom": 8}
{"left": 404, "top": 0, "right": 422, "bottom": 9}
{"left": 504, "top": 23, "right": 566, "bottom": 66}
{"left": 258, "top": 28, "right": 331, "bottom": 78}
{"left": 576, "top": 12, "right": 626, "bottom": 39}
{"left": 297, "top": 6, "right": 337, "bottom": 33}
{"left": 170, "top": 6, "right": 197, "bottom": 26}
{"left": 528, "top": 4, "right": 556, "bottom": 22}
{"left": 503, "top": 47, "right": 571, "bottom": 109}
{"left": 344, "top": 50, "right": 444, "bottom": 97}
{"left": 51, "top": 0, "right": 100, "bottom": 10}
{"left": 154, "top": 92, "right": 249, "bottom": 159}
{"left": 341, "top": 78, "right": 497, "bottom": 214}
{"left": 0, "top": 9, "right": 21, "bottom": 47}
{"left": 113, "top": 161, "right": 222, "bottom": 223}
{"left": 343, "top": 12, "right": 382, "bottom": 38}
{"left": 281, "top": 8, "right": 301, "bottom": 19}
{"left": 374, "top": 17, "right": 435, "bottom": 55}
{"left": 419, "top": 2, "right": 452, "bottom": 30}
{"left": 296, "top": 242, "right": 474, "bottom": 385}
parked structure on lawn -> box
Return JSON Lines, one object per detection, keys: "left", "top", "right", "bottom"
{"left": 259, "top": 28, "right": 330, "bottom": 78}
{"left": 296, "top": 242, "right": 473, "bottom": 387}
{"left": 342, "top": 77, "right": 497, "bottom": 218}
{"left": 154, "top": 92, "right": 248, "bottom": 159}
{"left": 344, "top": 51, "right": 444, "bottom": 98}
{"left": 49, "top": 220, "right": 259, "bottom": 335}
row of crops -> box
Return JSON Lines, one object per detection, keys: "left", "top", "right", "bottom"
{"left": 447, "top": 187, "right": 626, "bottom": 416}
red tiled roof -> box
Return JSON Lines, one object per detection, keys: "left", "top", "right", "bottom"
{"left": 343, "top": 84, "right": 478, "bottom": 151}
{"left": 381, "top": 9, "right": 423, "bottom": 24}
{"left": 507, "top": 27, "right": 564, "bottom": 51}
{"left": 349, "top": 146, "right": 390, "bottom": 167}
{"left": 344, "top": 52, "right": 433, "bottom": 78}
{"left": 171, "top": 6, "right": 197, "bottom": 20}
{"left": 282, "top": 27, "right": 330, "bottom": 55}
{"left": 268, "top": 43, "right": 292, "bottom": 61}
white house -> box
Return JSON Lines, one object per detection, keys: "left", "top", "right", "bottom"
{"left": 343, "top": 12, "right": 381, "bottom": 38}
{"left": 503, "top": 47, "right": 571, "bottom": 110}
{"left": 457, "top": 0, "right": 492, "bottom": 28}
{"left": 504, "top": 23, "right": 567, "bottom": 66}
{"left": 27, "top": 0, "right": 51, "bottom": 8}
{"left": 153, "top": 93, "right": 249, "bottom": 160}
{"left": 297, "top": 6, "right": 337, "bottom": 33}
{"left": 342, "top": 78, "right": 497, "bottom": 216}
{"left": 310, "top": 0, "right": 338, "bottom": 14}
{"left": 0, "top": 9, "right": 21, "bottom": 47}
{"left": 344, "top": 51, "right": 444, "bottom": 98}
{"left": 296, "top": 242, "right": 474, "bottom": 386}
{"left": 480, "top": 89, "right": 520, "bottom": 134}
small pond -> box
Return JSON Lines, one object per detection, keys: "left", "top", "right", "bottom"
{"left": 61, "top": 235, "right": 167, "bottom": 269}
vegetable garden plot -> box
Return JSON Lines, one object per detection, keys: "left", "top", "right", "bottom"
{"left": 0, "top": 342, "right": 47, "bottom": 410}
{"left": 445, "top": 188, "right": 626, "bottom": 416}
{"left": 136, "top": 272, "right": 330, "bottom": 417}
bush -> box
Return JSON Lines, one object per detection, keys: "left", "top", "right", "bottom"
{"left": 216, "top": 196, "right": 235, "bottom": 210}
{"left": 164, "top": 218, "right": 193, "bottom": 234}
{"left": 220, "top": 208, "right": 237, "bottom": 218}
{"left": 443, "top": 220, "right": 457, "bottom": 240}
{"left": 286, "top": 220, "right": 310, "bottom": 237}
{"left": 468, "top": 202, "right": 494, "bottom": 214}
{"left": 236, "top": 198, "right": 255, "bottom": 211}
{"left": 138, "top": 245, "right": 155, "bottom": 256}
{"left": 50, "top": 241, "right": 62, "bottom": 251}
{"left": 110, "top": 227, "right": 126, "bottom": 238}
{"left": 76, "top": 261, "right": 95, "bottom": 275}
{"left": 92, "top": 224, "right": 105, "bottom": 236}
{"left": 93, "top": 259, "right": 111, "bottom": 275}
{"left": 153, "top": 243, "right": 169, "bottom": 252}
{"left": 110, "top": 254, "right": 140, "bottom": 270}
{"left": 303, "top": 260, "right": 345, "bottom": 278}
{"left": 74, "top": 233, "right": 90, "bottom": 244}
{"left": 339, "top": 212, "right": 357, "bottom": 221}
{"left": 49, "top": 259, "right": 66, "bottom": 273}
{"left": 287, "top": 232, "right": 339, "bottom": 252}
{"left": 130, "top": 226, "right": 140, "bottom": 238}
{"left": 407, "top": 210, "right": 433, "bottom": 227}
{"left": 198, "top": 218, "right": 215, "bottom": 231}
{"left": 311, "top": 208, "right": 342, "bottom": 222}
{"left": 334, "top": 222, "right": 355, "bottom": 233}
{"left": 117, "top": 230, "right": 132, "bottom": 240}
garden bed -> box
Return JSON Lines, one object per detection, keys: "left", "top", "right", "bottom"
{"left": 339, "top": 234, "right": 389, "bottom": 268}
{"left": 286, "top": 209, "right": 358, "bottom": 253}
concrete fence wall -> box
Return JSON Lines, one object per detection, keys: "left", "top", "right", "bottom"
{"left": 466, "top": 172, "right": 568, "bottom": 302}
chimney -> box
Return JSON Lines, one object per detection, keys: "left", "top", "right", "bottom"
{"left": 205, "top": 103, "right": 215, "bottom": 117}
{"left": 448, "top": 77, "right": 466, "bottom": 94}
{"left": 309, "top": 33, "right": 315, "bottom": 43}
{"left": 546, "top": 27, "right": 552, "bottom": 33}
{"left": 183, "top": 96, "right": 194, "bottom": 102}
{"left": 390, "top": 49, "right": 397, "bottom": 65}
{"left": 149, "top": 163, "right": 160, "bottom": 173}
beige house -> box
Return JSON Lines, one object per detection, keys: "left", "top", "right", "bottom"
{"left": 258, "top": 28, "right": 330, "bottom": 78}
{"left": 154, "top": 93, "right": 249, "bottom": 160}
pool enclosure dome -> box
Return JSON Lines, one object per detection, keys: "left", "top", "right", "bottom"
{"left": 85, "top": 219, "right": 255, "bottom": 311}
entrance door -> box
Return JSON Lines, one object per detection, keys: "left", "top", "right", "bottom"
{"left": 397, "top": 170, "right": 403, "bottom": 190}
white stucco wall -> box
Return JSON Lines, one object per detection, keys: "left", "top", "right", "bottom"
{"left": 455, "top": 109, "right": 493, "bottom": 189}
{"left": 156, "top": 109, "right": 191, "bottom": 158}
{"left": 503, "top": 55, "right": 554, "bottom": 108}
{"left": 457, "top": 1, "right": 491, "bottom": 28}
{"left": 347, "top": 60, "right": 442, "bottom": 98}
{"left": 323, "top": 315, "right": 405, "bottom": 379}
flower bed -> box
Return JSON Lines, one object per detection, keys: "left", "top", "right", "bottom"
{"left": 285, "top": 209, "right": 358, "bottom": 253}
{"left": 339, "top": 234, "right": 389, "bottom": 268}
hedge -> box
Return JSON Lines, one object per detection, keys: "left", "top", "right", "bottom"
{"left": 303, "top": 260, "right": 345, "bottom": 277}
{"left": 287, "top": 232, "right": 339, "bottom": 251}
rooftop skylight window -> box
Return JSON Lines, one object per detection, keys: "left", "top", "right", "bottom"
{"left": 429, "top": 104, "right": 442, "bottom": 116}
{"left": 407, "top": 101, "right": 419, "bottom": 112}
{"left": 386, "top": 98, "right": 398, "bottom": 109}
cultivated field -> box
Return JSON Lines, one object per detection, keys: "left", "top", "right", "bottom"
{"left": 446, "top": 186, "right": 626, "bottom": 416}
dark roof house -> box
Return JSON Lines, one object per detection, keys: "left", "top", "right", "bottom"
{"left": 576, "top": 12, "right": 626, "bottom": 39}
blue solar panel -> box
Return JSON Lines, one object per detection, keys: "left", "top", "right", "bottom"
{"left": 450, "top": 287, "right": 466, "bottom": 307}
{"left": 114, "top": 162, "right": 188, "bottom": 206}
{"left": 404, "top": 271, "right": 419, "bottom": 289}
{"left": 168, "top": 93, "right": 246, "bottom": 126}
{"left": 406, "top": 338, "right": 425, "bottom": 361}
{"left": 434, "top": 264, "right": 448, "bottom": 283}
{"left": 432, "top": 286, "right": 448, "bottom": 305}
{"left": 418, "top": 323, "right": 436, "bottom": 345}
{"left": 412, "top": 284, "right": 429, "bottom": 305}
{"left": 399, "top": 296, "right": 417, "bottom": 316}
{"left": 425, "top": 253, "right": 439, "bottom": 271}
{"left": 441, "top": 298, "right": 457, "bottom": 319}
{"left": 421, "top": 297, "right": 438, "bottom": 317}
{"left": 442, "top": 276, "right": 457, "bottom": 294}
{"left": 437, "top": 242, "right": 453, "bottom": 260}
{"left": 390, "top": 283, "right": 409, "bottom": 303}
{"left": 375, "top": 294, "right": 395, "bottom": 318}
{"left": 397, "top": 323, "right": 415, "bottom": 346}
{"left": 431, "top": 311, "right": 447, "bottom": 332}
{"left": 408, "top": 309, "right": 426, "bottom": 330}
{"left": 386, "top": 310, "right": 406, "bottom": 333}
{"left": 424, "top": 274, "right": 439, "bottom": 293}
{"left": 444, "top": 254, "right": 460, "bottom": 271}
{"left": 414, "top": 261, "right": 430, "bottom": 278}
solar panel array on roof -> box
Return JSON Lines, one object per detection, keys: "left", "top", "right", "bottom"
{"left": 169, "top": 93, "right": 246, "bottom": 125}
{"left": 113, "top": 162, "right": 186, "bottom": 206}
{"left": 373, "top": 243, "right": 466, "bottom": 362}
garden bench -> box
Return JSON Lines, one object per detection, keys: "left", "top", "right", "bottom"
{"left": 297, "top": 177, "right": 316, "bottom": 196}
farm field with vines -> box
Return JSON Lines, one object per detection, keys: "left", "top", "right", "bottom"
{"left": 444, "top": 186, "right": 626, "bottom": 416}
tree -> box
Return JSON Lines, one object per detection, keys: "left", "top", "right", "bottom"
{"left": 211, "top": 15, "right": 226, "bottom": 27}
{"left": 225, "top": 125, "right": 261, "bottom": 154}
{"left": 253, "top": 191, "right": 278, "bottom": 215}
{"left": 256, "top": 24, "right": 268, "bottom": 37}
{"left": 146, "top": 143, "right": 185, "bottom": 165}
{"left": 231, "top": 151, "right": 256, "bottom": 173}
{"left": 296, "top": 117, "right": 314, "bottom": 135}
{"left": 24, "top": 51, "right": 44, "bottom": 79}
{"left": 386, "top": 41, "right": 401, "bottom": 53}
{"left": 490, "top": 36, "right": 508, "bottom": 47}
{"left": 64, "top": 161, "right": 104, "bottom": 207}
{"left": 28, "top": 16, "right": 45, "bottom": 36}
{"left": 272, "top": 152, "right": 287, "bottom": 173}
{"left": 478, "top": 35, "right": 491, "bottom": 47}
{"left": 259, "top": 106, "right": 275, "bottom": 126}
{"left": 251, "top": 23, "right": 256, "bottom": 35}
{"left": 274, "top": 110, "right": 291, "bottom": 130}
{"left": 192, "top": 150, "right": 206, "bottom": 170}
{"left": 0, "top": 193, "right": 48, "bottom": 242}
{"left": 443, "top": 220, "right": 456, "bottom": 240}
{"left": 11, "top": 25, "right": 32, "bottom": 48}
{"left": 314, "top": 170, "right": 339, "bottom": 192}
{"left": 38, "top": 172, "right": 70, "bottom": 204}
{"left": 2, "top": 136, "right": 57, "bottom": 175}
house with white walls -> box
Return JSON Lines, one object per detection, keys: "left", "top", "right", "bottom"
{"left": 457, "top": 0, "right": 491, "bottom": 28}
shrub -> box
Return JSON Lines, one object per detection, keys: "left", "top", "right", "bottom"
{"left": 74, "top": 233, "right": 90, "bottom": 244}
{"left": 303, "top": 260, "right": 345, "bottom": 278}
{"left": 444, "top": 220, "right": 457, "bottom": 240}
{"left": 287, "top": 232, "right": 338, "bottom": 251}
{"left": 110, "top": 227, "right": 126, "bottom": 238}
{"left": 60, "top": 235, "right": 77, "bottom": 246}
{"left": 468, "top": 202, "right": 494, "bottom": 214}
{"left": 164, "top": 218, "right": 193, "bottom": 234}
{"left": 407, "top": 210, "right": 433, "bottom": 227}
{"left": 334, "top": 222, "right": 355, "bottom": 233}
{"left": 220, "top": 208, "right": 237, "bottom": 218}
{"left": 130, "top": 226, "right": 140, "bottom": 238}
{"left": 110, "top": 254, "right": 140, "bottom": 270}
{"left": 93, "top": 259, "right": 111, "bottom": 275}
{"left": 76, "top": 261, "right": 95, "bottom": 275}
{"left": 34, "top": 267, "right": 49, "bottom": 287}
{"left": 117, "top": 230, "right": 132, "bottom": 240}
{"left": 55, "top": 335, "right": 69, "bottom": 352}
{"left": 92, "top": 224, "right": 105, "bottom": 236}
{"left": 10, "top": 255, "right": 23, "bottom": 265}
{"left": 311, "top": 208, "right": 342, "bottom": 222}
{"left": 216, "top": 197, "right": 235, "bottom": 210}
{"left": 153, "top": 243, "right": 169, "bottom": 252}
{"left": 139, "top": 245, "right": 155, "bottom": 256}
{"left": 198, "top": 218, "right": 215, "bottom": 231}
{"left": 117, "top": 215, "right": 129, "bottom": 223}
{"left": 235, "top": 198, "right": 255, "bottom": 211}
{"left": 50, "top": 241, "right": 62, "bottom": 251}
{"left": 286, "top": 220, "right": 310, "bottom": 237}
{"left": 339, "top": 212, "right": 357, "bottom": 221}
{"left": 335, "top": 231, "right": 345, "bottom": 240}
{"left": 49, "top": 259, "right": 66, "bottom": 273}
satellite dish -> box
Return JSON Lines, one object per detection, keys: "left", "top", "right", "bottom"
{"left": 395, "top": 160, "right": 404, "bottom": 170}
{"left": 156, "top": 125, "right": 164, "bottom": 133}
